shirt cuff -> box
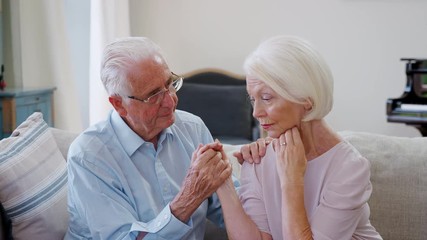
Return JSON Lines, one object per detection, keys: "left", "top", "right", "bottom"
{"left": 130, "top": 203, "right": 192, "bottom": 239}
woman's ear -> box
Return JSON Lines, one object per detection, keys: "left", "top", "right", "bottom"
{"left": 109, "top": 96, "right": 127, "bottom": 116}
{"left": 303, "top": 98, "right": 313, "bottom": 112}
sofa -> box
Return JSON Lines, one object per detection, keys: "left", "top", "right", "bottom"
{"left": 1, "top": 112, "right": 426, "bottom": 240}
{"left": 177, "top": 68, "right": 259, "bottom": 145}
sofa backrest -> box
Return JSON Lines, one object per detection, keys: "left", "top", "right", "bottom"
{"left": 50, "top": 127, "right": 79, "bottom": 159}
{"left": 340, "top": 131, "right": 427, "bottom": 240}
{"left": 177, "top": 69, "right": 259, "bottom": 145}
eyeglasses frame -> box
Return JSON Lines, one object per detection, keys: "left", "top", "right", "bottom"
{"left": 127, "top": 72, "right": 183, "bottom": 104}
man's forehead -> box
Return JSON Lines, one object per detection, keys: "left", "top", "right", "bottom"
{"left": 129, "top": 58, "right": 169, "bottom": 78}
{"left": 153, "top": 54, "right": 164, "bottom": 65}
{"left": 127, "top": 60, "right": 170, "bottom": 94}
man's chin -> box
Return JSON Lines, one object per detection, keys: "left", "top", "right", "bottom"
{"left": 165, "top": 114, "right": 175, "bottom": 126}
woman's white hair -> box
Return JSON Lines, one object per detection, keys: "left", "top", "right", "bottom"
{"left": 244, "top": 35, "right": 334, "bottom": 121}
{"left": 100, "top": 37, "right": 167, "bottom": 97}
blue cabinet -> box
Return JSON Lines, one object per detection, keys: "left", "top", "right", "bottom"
{"left": 0, "top": 87, "right": 56, "bottom": 139}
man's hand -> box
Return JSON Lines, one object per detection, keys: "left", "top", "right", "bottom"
{"left": 170, "top": 141, "right": 232, "bottom": 222}
{"left": 233, "top": 137, "right": 272, "bottom": 164}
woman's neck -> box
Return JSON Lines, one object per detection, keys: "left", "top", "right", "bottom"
{"left": 299, "top": 119, "right": 342, "bottom": 160}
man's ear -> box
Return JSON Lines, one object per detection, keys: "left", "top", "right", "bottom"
{"left": 109, "top": 96, "right": 127, "bottom": 116}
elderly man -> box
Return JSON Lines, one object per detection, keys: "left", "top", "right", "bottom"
{"left": 65, "top": 37, "right": 260, "bottom": 240}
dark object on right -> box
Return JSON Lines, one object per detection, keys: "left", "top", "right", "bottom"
{"left": 386, "top": 58, "right": 427, "bottom": 136}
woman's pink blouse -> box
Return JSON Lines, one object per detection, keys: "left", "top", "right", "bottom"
{"left": 238, "top": 141, "right": 382, "bottom": 239}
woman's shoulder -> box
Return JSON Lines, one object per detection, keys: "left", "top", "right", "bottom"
{"left": 239, "top": 144, "right": 280, "bottom": 200}
{"left": 320, "top": 141, "right": 372, "bottom": 209}
{"left": 240, "top": 144, "right": 278, "bottom": 185}
{"left": 331, "top": 141, "right": 371, "bottom": 173}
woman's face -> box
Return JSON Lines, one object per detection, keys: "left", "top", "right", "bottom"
{"left": 246, "top": 76, "right": 306, "bottom": 138}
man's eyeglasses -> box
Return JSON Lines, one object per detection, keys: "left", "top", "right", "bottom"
{"left": 127, "top": 72, "right": 183, "bottom": 105}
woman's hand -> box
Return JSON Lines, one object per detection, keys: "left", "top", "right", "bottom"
{"left": 273, "top": 127, "right": 307, "bottom": 186}
{"left": 233, "top": 137, "right": 273, "bottom": 164}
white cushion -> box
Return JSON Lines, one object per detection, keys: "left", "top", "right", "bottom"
{"left": 223, "top": 144, "right": 243, "bottom": 178}
{"left": 0, "top": 112, "right": 68, "bottom": 239}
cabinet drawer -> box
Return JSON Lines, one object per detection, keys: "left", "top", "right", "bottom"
{"left": 0, "top": 88, "right": 56, "bottom": 139}
{"left": 15, "top": 94, "right": 51, "bottom": 106}
{"left": 16, "top": 102, "right": 50, "bottom": 127}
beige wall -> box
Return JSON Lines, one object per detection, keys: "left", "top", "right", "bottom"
{"left": 3, "top": 0, "right": 83, "bottom": 132}
{"left": 129, "top": 0, "right": 427, "bottom": 137}
{"left": 5, "top": 0, "right": 427, "bottom": 136}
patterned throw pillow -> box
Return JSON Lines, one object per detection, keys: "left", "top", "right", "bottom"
{"left": 0, "top": 112, "right": 68, "bottom": 239}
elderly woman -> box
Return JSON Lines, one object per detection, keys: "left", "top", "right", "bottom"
{"left": 217, "top": 35, "right": 382, "bottom": 239}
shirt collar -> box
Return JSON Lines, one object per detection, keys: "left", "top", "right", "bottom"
{"left": 110, "top": 110, "right": 174, "bottom": 156}
{"left": 110, "top": 111, "right": 144, "bottom": 156}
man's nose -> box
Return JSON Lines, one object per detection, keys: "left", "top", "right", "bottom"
{"left": 161, "top": 90, "right": 176, "bottom": 107}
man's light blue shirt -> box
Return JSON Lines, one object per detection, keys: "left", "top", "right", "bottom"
{"left": 65, "top": 110, "right": 225, "bottom": 240}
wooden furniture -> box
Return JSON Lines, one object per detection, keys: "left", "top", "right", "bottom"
{"left": 0, "top": 87, "right": 55, "bottom": 139}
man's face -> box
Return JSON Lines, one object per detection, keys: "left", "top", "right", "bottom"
{"left": 111, "top": 57, "right": 178, "bottom": 144}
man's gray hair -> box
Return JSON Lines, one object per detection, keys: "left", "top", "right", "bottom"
{"left": 100, "top": 37, "right": 167, "bottom": 97}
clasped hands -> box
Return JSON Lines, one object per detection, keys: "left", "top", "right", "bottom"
{"left": 180, "top": 127, "right": 307, "bottom": 206}
{"left": 181, "top": 140, "right": 232, "bottom": 203}
{"left": 170, "top": 140, "right": 231, "bottom": 222}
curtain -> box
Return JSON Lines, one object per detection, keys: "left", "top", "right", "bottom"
{"left": 41, "top": 0, "right": 84, "bottom": 131}
{"left": 5, "top": 0, "right": 131, "bottom": 130}
{"left": 10, "top": 0, "right": 83, "bottom": 132}
{"left": 89, "top": 0, "right": 131, "bottom": 125}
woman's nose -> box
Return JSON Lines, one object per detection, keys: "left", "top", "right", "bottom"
{"left": 252, "top": 101, "right": 265, "bottom": 119}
